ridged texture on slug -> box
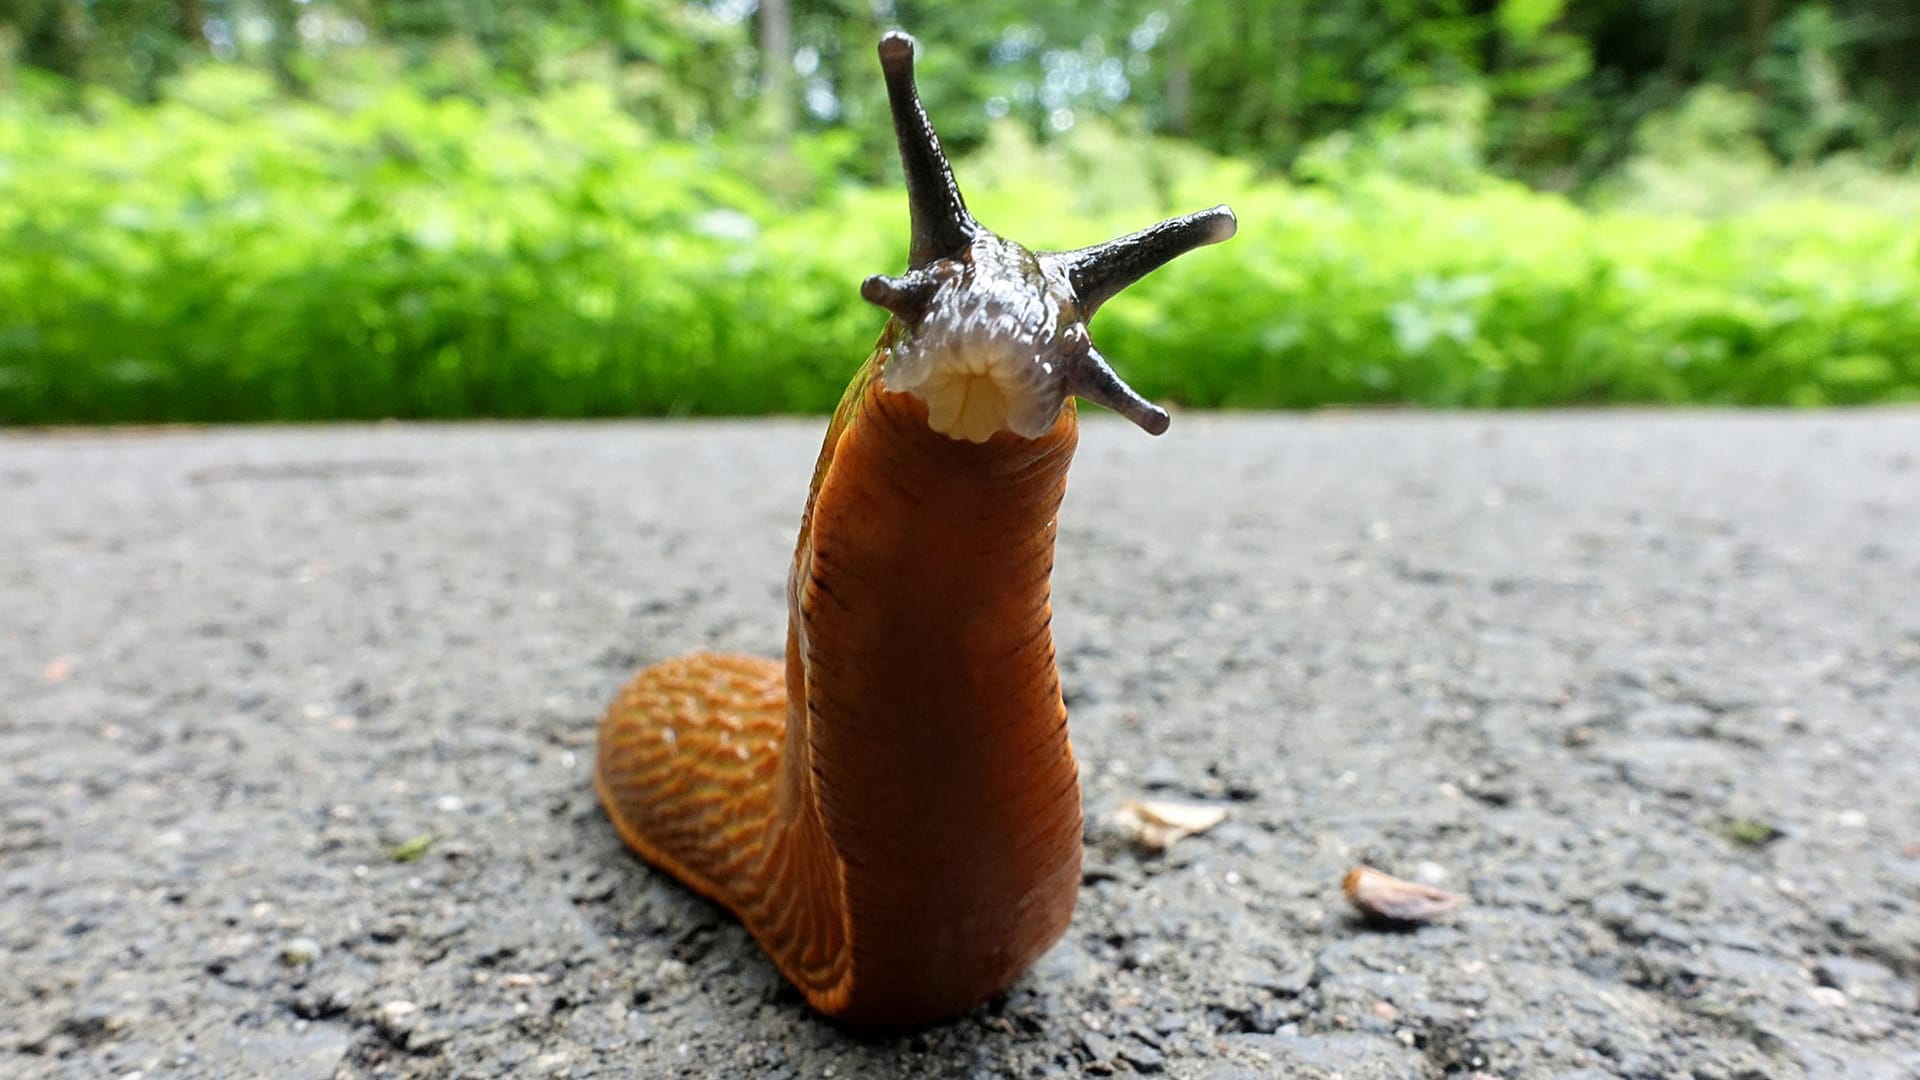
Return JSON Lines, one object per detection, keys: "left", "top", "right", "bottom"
{"left": 595, "top": 653, "right": 854, "bottom": 1005}
{"left": 595, "top": 350, "right": 1084, "bottom": 1028}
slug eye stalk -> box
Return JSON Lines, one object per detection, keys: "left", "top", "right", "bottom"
{"left": 1050, "top": 207, "right": 1240, "bottom": 318}
{"left": 866, "top": 32, "right": 1236, "bottom": 440}
{"left": 877, "top": 31, "right": 979, "bottom": 270}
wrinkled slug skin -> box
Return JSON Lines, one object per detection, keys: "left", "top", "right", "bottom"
{"left": 594, "top": 348, "right": 1085, "bottom": 1029}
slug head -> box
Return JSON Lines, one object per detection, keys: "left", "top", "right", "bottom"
{"left": 863, "top": 32, "right": 1236, "bottom": 444}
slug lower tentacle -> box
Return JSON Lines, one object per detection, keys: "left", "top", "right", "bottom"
{"left": 594, "top": 30, "right": 1234, "bottom": 1029}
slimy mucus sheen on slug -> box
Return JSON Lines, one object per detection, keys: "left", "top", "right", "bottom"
{"left": 593, "top": 31, "right": 1235, "bottom": 1029}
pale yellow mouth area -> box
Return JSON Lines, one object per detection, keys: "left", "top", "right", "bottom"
{"left": 921, "top": 368, "right": 1015, "bottom": 444}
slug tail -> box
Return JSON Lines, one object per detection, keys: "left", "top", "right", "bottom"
{"left": 594, "top": 653, "right": 855, "bottom": 1009}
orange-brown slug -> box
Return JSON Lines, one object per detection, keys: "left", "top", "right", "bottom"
{"left": 594, "top": 31, "right": 1234, "bottom": 1029}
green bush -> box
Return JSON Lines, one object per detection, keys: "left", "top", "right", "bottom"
{"left": 2, "top": 68, "right": 1917, "bottom": 424}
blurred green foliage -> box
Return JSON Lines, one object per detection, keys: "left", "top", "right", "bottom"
{"left": 3, "top": 64, "right": 1915, "bottom": 424}
{"left": 3, "top": 2, "right": 1918, "bottom": 422}
{"left": 9, "top": 2, "right": 1918, "bottom": 188}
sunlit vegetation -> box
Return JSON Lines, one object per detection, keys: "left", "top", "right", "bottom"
{"left": 2, "top": 1, "right": 1916, "bottom": 423}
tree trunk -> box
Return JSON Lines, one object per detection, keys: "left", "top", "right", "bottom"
{"left": 177, "top": 0, "right": 206, "bottom": 50}
{"left": 1746, "top": 0, "right": 1775, "bottom": 99}
{"left": 758, "top": 0, "right": 794, "bottom": 141}
{"left": 1665, "top": 0, "right": 1702, "bottom": 84}
{"left": 263, "top": 0, "right": 304, "bottom": 93}
{"left": 1163, "top": 42, "right": 1190, "bottom": 134}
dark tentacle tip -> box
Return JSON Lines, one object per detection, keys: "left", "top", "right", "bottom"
{"left": 861, "top": 272, "right": 937, "bottom": 323}
{"left": 1197, "top": 204, "right": 1238, "bottom": 244}
{"left": 878, "top": 30, "right": 915, "bottom": 70}
{"left": 859, "top": 275, "right": 897, "bottom": 307}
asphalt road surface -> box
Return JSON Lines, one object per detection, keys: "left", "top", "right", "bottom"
{"left": 4, "top": 412, "right": 1917, "bottom": 1079}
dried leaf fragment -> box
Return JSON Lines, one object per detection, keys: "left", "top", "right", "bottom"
{"left": 1343, "top": 865, "right": 1463, "bottom": 924}
{"left": 1115, "top": 799, "right": 1228, "bottom": 852}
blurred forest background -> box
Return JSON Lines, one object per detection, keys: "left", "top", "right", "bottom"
{"left": 2, "top": 0, "right": 1917, "bottom": 423}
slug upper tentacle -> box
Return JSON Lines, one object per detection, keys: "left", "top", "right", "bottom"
{"left": 595, "top": 30, "right": 1234, "bottom": 1029}
{"left": 1052, "top": 206, "right": 1240, "bottom": 316}
{"left": 876, "top": 30, "right": 979, "bottom": 269}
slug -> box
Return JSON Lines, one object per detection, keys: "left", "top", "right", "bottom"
{"left": 594, "top": 31, "right": 1235, "bottom": 1029}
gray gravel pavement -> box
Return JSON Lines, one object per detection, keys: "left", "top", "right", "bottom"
{"left": 4, "top": 412, "right": 1918, "bottom": 1079}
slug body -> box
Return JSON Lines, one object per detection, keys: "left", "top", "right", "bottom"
{"left": 595, "top": 33, "right": 1234, "bottom": 1029}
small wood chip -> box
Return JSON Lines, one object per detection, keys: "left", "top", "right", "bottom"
{"left": 1115, "top": 799, "right": 1228, "bottom": 852}
{"left": 1343, "top": 865, "right": 1464, "bottom": 924}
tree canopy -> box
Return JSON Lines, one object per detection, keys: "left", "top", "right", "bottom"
{"left": 6, "top": 1, "right": 1916, "bottom": 189}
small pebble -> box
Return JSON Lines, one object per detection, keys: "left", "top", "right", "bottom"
{"left": 1119, "top": 1039, "right": 1166, "bottom": 1072}
{"left": 1139, "top": 759, "right": 1185, "bottom": 790}
{"left": 281, "top": 937, "right": 320, "bottom": 967}
{"left": 1082, "top": 1030, "right": 1116, "bottom": 1063}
